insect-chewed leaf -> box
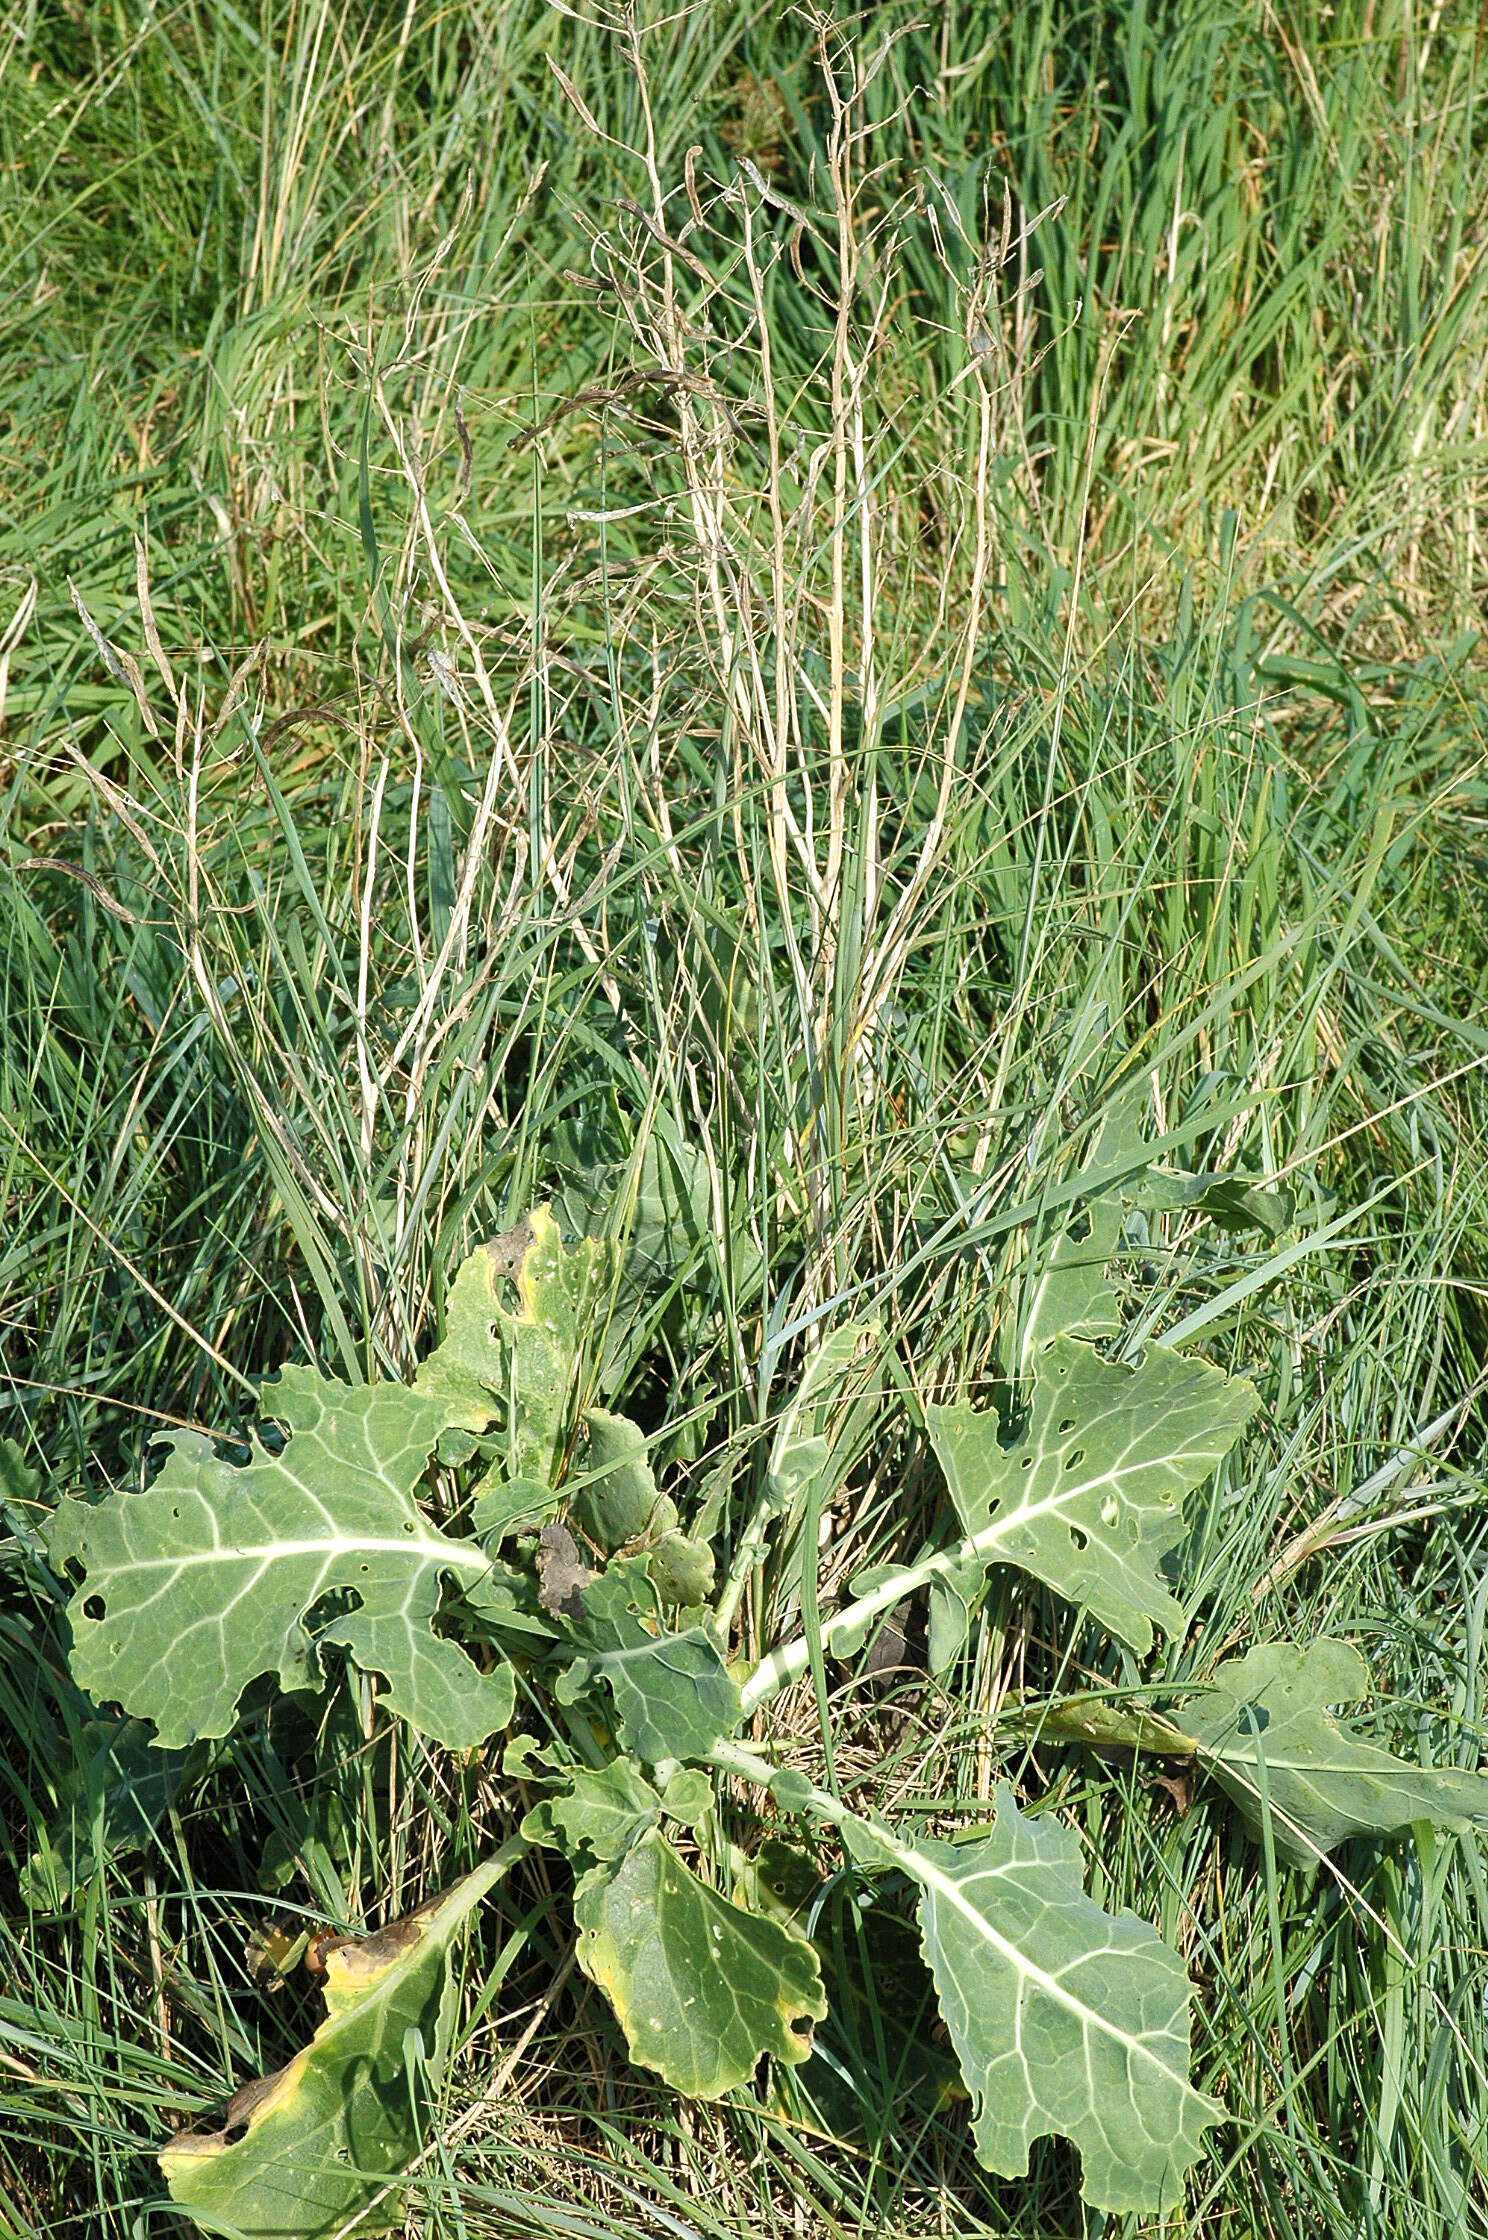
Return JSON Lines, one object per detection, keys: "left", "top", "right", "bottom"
{"left": 574, "top": 1826, "right": 826, "bottom": 2097}
{"left": 1184, "top": 1638, "right": 1488, "bottom": 1866}
{"left": 52, "top": 1371, "right": 512, "bottom": 1751}
{"left": 556, "top": 1563, "right": 740, "bottom": 1764}
{"left": 160, "top": 1857, "right": 505, "bottom": 2240}
{"left": 521, "top": 1759, "right": 662, "bottom": 1864}
{"left": 927, "top": 1337, "right": 1258, "bottom": 1654}
{"left": 414, "top": 1208, "right": 609, "bottom": 1481}
{"left": 846, "top": 1788, "right": 1219, "bottom": 2213}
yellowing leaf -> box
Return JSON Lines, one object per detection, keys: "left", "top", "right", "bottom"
{"left": 574, "top": 1827, "right": 825, "bottom": 2096}
{"left": 415, "top": 1210, "right": 608, "bottom": 1483}
{"left": 161, "top": 1851, "right": 513, "bottom": 2240}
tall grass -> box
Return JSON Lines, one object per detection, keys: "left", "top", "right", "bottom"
{"left": 4, "top": 1, "right": 1488, "bottom": 2234}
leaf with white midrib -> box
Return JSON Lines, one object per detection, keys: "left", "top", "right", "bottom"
{"left": 53, "top": 1368, "right": 512, "bottom": 1751}
{"left": 928, "top": 1335, "right": 1259, "bottom": 1653}
{"left": 844, "top": 1787, "right": 1219, "bottom": 2212}
{"left": 1184, "top": 1638, "right": 1488, "bottom": 1865}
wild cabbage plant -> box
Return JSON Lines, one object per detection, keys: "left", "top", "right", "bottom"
{"left": 50, "top": 1148, "right": 1488, "bottom": 2240}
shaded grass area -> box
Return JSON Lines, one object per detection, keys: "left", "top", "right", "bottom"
{"left": 4, "top": 1, "right": 1488, "bottom": 2234}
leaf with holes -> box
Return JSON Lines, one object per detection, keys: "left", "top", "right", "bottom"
{"left": 1183, "top": 1639, "right": 1488, "bottom": 1866}
{"left": 52, "top": 1371, "right": 513, "bottom": 1751}
{"left": 574, "top": 1826, "right": 825, "bottom": 2096}
{"left": 160, "top": 1853, "right": 511, "bottom": 2240}
{"left": 927, "top": 1337, "right": 1258, "bottom": 1654}
{"left": 843, "top": 1787, "right": 1219, "bottom": 2212}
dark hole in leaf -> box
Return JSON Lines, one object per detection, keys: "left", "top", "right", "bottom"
{"left": 1058, "top": 1417, "right": 1076, "bottom": 1434}
{"left": 82, "top": 1596, "right": 104, "bottom": 1621}
{"left": 1020, "top": 1454, "right": 1034, "bottom": 1470}
{"left": 790, "top": 2015, "right": 813, "bottom": 2036}
{"left": 1064, "top": 1449, "right": 1085, "bottom": 1470}
{"left": 1068, "top": 1207, "right": 1092, "bottom": 1242}
{"left": 257, "top": 1418, "right": 288, "bottom": 1457}
{"left": 1239, "top": 1703, "right": 1270, "bottom": 1734}
{"left": 1070, "top": 1527, "right": 1089, "bottom": 1550}
{"left": 402, "top": 1521, "right": 416, "bottom": 1534}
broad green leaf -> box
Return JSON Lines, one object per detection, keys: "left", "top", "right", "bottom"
{"left": 574, "top": 1826, "right": 825, "bottom": 2096}
{"left": 53, "top": 1371, "right": 513, "bottom": 1751}
{"left": 844, "top": 1788, "right": 1219, "bottom": 2213}
{"left": 1184, "top": 1639, "right": 1488, "bottom": 1866}
{"left": 557, "top": 1563, "right": 740, "bottom": 1765}
{"left": 415, "top": 1209, "right": 608, "bottom": 1482}
{"left": 21, "top": 1716, "right": 188, "bottom": 1906}
{"left": 161, "top": 1854, "right": 508, "bottom": 2240}
{"left": 522, "top": 1759, "right": 662, "bottom": 1864}
{"left": 927, "top": 1337, "right": 1258, "bottom": 1654}
{"left": 569, "top": 1407, "right": 674, "bottom": 1550}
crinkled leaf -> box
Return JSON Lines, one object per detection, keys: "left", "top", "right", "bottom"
{"left": 160, "top": 1856, "right": 507, "bottom": 2240}
{"left": 844, "top": 1788, "right": 1219, "bottom": 2213}
{"left": 558, "top": 1562, "right": 738, "bottom": 1762}
{"left": 536, "top": 1521, "right": 595, "bottom": 1619}
{"left": 521, "top": 1759, "right": 661, "bottom": 1864}
{"left": 570, "top": 1408, "right": 674, "bottom": 1550}
{"left": 415, "top": 1209, "right": 608, "bottom": 1482}
{"left": 928, "top": 1337, "right": 1258, "bottom": 1654}
{"left": 53, "top": 1372, "right": 512, "bottom": 1751}
{"left": 574, "top": 1825, "right": 825, "bottom": 2097}
{"left": 1184, "top": 1639, "right": 1488, "bottom": 1866}
{"left": 558, "top": 1566, "right": 740, "bottom": 1765}
{"left": 21, "top": 1717, "right": 188, "bottom": 1906}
